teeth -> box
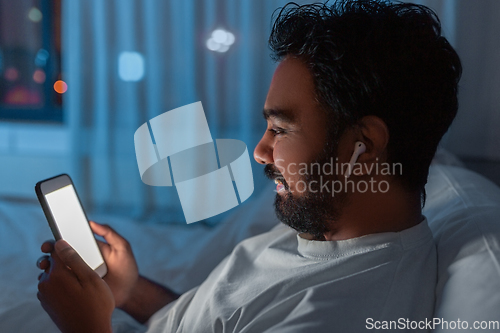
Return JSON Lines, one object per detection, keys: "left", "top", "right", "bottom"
{"left": 274, "top": 179, "right": 283, "bottom": 185}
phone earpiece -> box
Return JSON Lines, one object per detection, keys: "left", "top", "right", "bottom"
{"left": 345, "top": 141, "right": 366, "bottom": 178}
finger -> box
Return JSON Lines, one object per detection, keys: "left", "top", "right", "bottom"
{"left": 36, "top": 255, "right": 51, "bottom": 269}
{"left": 41, "top": 240, "right": 55, "bottom": 253}
{"left": 38, "top": 270, "right": 49, "bottom": 281}
{"left": 36, "top": 292, "right": 48, "bottom": 313}
{"left": 95, "top": 239, "right": 111, "bottom": 257}
{"left": 90, "top": 221, "right": 129, "bottom": 250}
{"left": 54, "top": 240, "right": 95, "bottom": 283}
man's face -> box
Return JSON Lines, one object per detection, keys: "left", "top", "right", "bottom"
{"left": 254, "top": 57, "right": 347, "bottom": 239}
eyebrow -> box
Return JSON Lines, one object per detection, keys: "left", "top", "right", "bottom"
{"left": 262, "top": 108, "right": 295, "bottom": 123}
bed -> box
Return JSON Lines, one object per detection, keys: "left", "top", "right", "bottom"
{"left": 0, "top": 151, "right": 499, "bottom": 332}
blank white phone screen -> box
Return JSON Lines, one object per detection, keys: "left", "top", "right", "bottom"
{"left": 45, "top": 185, "right": 103, "bottom": 270}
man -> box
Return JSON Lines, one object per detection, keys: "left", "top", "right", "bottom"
{"left": 36, "top": 1, "right": 461, "bottom": 332}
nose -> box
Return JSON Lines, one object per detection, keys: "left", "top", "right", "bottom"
{"left": 254, "top": 134, "right": 274, "bottom": 165}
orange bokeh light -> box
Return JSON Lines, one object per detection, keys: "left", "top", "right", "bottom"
{"left": 53, "top": 80, "right": 68, "bottom": 94}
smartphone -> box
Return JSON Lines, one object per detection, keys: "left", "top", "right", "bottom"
{"left": 35, "top": 174, "right": 107, "bottom": 277}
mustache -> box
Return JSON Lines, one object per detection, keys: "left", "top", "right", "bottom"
{"left": 264, "top": 164, "right": 289, "bottom": 189}
{"left": 264, "top": 164, "right": 281, "bottom": 180}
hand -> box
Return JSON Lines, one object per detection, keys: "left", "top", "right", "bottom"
{"left": 38, "top": 223, "right": 174, "bottom": 324}
{"left": 90, "top": 222, "right": 179, "bottom": 323}
{"left": 90, "top": 221, "right": 140, "bottom": 308}
{"left": 37, "top": 240, "right": 114, "bottom": 333}
{"left": 38, "top": 222, "right": 139, "bottom": 308}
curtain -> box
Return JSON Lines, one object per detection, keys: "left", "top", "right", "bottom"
{"left": 62, "top": 0, "right": 309, "bottom": 223}
{"left": 63, "top": 0, "right": 500, "bottom": 223}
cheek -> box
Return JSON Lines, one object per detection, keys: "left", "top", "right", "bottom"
{"left": 273, "top": 146, "right": 288, "bottom": 177}
{"left": 273, "top": 145, "right": 304, "bottom": 182}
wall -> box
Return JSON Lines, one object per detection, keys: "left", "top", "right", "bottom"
{"left": 445, "top": 0, "right": 500, "bottom": 160}
{"left": 0, "top": 123, "right": 71, "bottom": 198}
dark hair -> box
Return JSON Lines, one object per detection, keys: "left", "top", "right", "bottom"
{"left": 269, "top": 0, "right": 462, "bottom": 199}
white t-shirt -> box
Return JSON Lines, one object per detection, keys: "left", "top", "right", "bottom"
{"left": 146, "top": 220, "right": 436, "bottom": 333}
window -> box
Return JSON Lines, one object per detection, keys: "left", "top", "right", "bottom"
{"left": 0, "top": 0, "right": 62, "bottom": 122}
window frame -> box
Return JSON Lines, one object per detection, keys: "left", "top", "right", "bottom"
{"left": 0, "top": 0, "right": 63, "bottom": 123}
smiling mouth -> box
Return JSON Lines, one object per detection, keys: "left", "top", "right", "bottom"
{"left": 274, "top": 178, "right": 286, "bottom": 193}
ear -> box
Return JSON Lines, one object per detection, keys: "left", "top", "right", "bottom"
{"left": 357, "top": 115, "right": 389, "bottom": 164}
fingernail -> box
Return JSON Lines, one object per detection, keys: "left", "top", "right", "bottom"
{"left": 36, "top": 255, "right": 48, "bottom": 269}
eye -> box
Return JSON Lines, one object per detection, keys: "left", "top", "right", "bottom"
{"left": 268, "top": 127, "right": 286, "bottom": 136}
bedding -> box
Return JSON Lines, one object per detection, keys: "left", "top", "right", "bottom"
{"left": 0, "top": 184, "right": 280, "bottom": 332}
{"left": 0, "top": 151, "right": 499, "bottom": 332}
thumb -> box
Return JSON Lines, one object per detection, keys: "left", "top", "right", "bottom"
{"left": 54, "top": 240, "right": 93, "bottom": 283}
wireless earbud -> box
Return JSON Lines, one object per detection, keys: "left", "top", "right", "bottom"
{"left": 345, "top": 141, "right": 366, "bottom": 178}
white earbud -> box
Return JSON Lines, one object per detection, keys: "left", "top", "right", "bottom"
{"left": 345, "top": 141, "right": 366, "bottom": 178}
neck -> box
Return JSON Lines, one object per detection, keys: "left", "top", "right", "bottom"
{"left": 320, "top": 179, "right": 422, "bottom": 241}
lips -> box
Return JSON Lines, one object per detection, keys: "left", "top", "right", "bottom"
{"left": 274, "top": 178, "right": 285, "bottom": 193}
{"left": 264, "top": 164, "right": 287, "bottom": 193}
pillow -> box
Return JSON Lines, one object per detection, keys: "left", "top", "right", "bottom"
{"left": 424, "top": 165, "right": 500, "bottom": 331}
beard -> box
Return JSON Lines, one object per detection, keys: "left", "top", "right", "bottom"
{"left": 264, "top": 149, "right": 349, "bottom": 241}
